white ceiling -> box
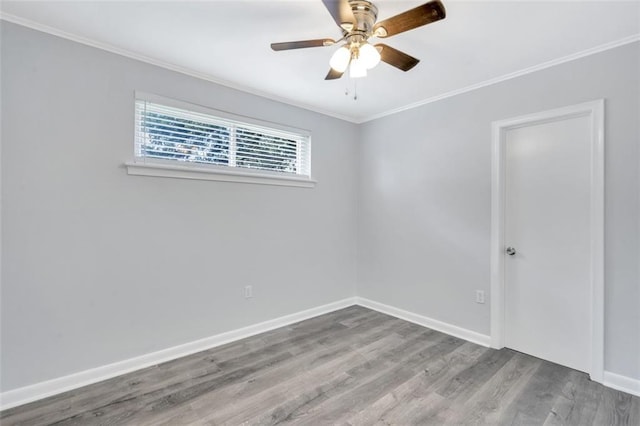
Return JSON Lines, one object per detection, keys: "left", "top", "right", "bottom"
{"left": 2, "top": 1, "right": 639, "bottom": 122}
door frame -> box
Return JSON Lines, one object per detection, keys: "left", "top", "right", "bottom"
{"left": 490, "top": 100, "right": 604, "bottom": 382}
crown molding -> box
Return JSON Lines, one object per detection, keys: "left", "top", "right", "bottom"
{"left": 0, "top": 12, "right": 360, "bottom": 124}
{"left": 1, "top": 12, "right": 638, "bottom": 125}
{"left": 359, "top": 34, "right": 640, "bottom": 123}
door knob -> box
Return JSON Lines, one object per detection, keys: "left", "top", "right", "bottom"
{"left": 506, "top": 247, "right": 516, "bottom": 256}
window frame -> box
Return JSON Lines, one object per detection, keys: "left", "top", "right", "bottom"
{"left": 125, "top": 92, "right": 315, "bottom": 188}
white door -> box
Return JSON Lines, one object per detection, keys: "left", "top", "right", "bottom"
{"left": 503, "top": 114, "right": 592, "bottom": 372}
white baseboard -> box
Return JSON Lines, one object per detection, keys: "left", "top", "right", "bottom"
{"left": 4, "top": 296, "right": 637, "bottom": 410}
{"left": 356, "top": 298, "right": 640, "bottom": 398}
{"left": 355, "top": 297, "right": 492, "bottom": 347}
{"left": 0, "top": 297, "right": 358, "bottom": 411}
{"left": 603, "top": 371, "right": 640, "bottom": 397}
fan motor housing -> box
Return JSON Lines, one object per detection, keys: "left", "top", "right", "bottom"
{"left": 350, "top": 0, "right": 378, "bottom": 34}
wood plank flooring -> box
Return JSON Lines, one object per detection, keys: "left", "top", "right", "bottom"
{"left": 2, "top": 306, "right": 638, "bottom": 425}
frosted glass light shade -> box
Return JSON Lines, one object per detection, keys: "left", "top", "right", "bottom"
{"left": 350, "top": 57, "right": 367, "bottom": 78}
{"left": 359, "top": 43, "right": 381, "bottom": 69}
{"left": 329, "top": 46, "right": 351, "bottom": 72}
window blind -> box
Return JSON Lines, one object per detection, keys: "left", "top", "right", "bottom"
{"left": 135, "top": 99, "right": 311, "bottom": 177}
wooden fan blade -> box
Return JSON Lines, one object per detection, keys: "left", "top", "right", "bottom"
{"left": 376, "top": 44, "right": 420, "bottom": 71}
{"left": 325, "top": 68, "right": 345, "bottom": 80}
{"left": 373, "top": 1, "right": 446, "bottom": 38}
{"left": 271, "top": 39, "right": 335, "bottom": 51}
{"left": 321, "top": 0, "right": 356, "bottom": 30}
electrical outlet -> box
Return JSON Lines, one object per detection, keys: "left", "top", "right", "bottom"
{"left": 476, "top": 290, "right": 485, "bottom": 304}
{"left": 244, "top": 285, "right": 253, "bottom": 298}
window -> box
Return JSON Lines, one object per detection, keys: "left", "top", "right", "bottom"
{"left": 127, "top": 93, "right": 314, "bottom": 187}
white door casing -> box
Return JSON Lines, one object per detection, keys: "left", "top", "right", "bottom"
{"left": 490, "top": 100, "right": 604, "bottom": 382}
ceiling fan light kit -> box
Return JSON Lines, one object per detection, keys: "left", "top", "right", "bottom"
{"left": 359, "top": 43, "right": 381, "bottom": 69}
{"left": 349, "top": 56, "right": 368, "bottom": 78}
{"left": 271, "top": 0, "right": 446, "bottom": 81}
{"left": 329, "top": 45, "right": 351, "bottom": 72}
{"left": 329, "top": 42, "right": 380, "bottom": 77}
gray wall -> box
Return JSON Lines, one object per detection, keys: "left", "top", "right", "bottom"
{"left": 0, "top": 23, "right": 359, "bottom": 391}
{"left": 2, "top": 21, "right": 639, "bottom": 393}
{"left": 358, "top": 42, "right": 640, "bottom": 379}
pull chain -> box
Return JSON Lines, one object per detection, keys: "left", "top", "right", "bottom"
{"left": 343, "top": 77, "right": 359, "bottom": 101}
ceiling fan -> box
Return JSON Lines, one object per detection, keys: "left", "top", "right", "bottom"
{"left": 271, "top": 0, "right": 446, "bottom": 80}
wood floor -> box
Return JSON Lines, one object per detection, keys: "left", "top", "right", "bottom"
{"left": 2, "top": 306, "right": 639, "bottom": 425}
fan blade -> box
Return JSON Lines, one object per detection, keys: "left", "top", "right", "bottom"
{"left": 373, "top": 1, "right": 446, "bottom": 38}
{"left": 321, "top": 0, "right": 356, "bottom": 31}
{"left": 325, "top": 68, "right": 345, "bottom": 80}
{"left": 376, "top": 44, "right": 420, "bottom": 71}
{"left": 271, "top": 39, "right": 335, "bottom": 51}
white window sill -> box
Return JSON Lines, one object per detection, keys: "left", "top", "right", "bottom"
{"left": 125, "top": 162, "right": 316, "bottom": 188}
